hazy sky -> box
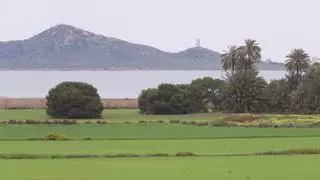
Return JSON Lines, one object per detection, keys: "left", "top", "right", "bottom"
{"left": 0, "top": 0, "right": 319, "bottom": 62}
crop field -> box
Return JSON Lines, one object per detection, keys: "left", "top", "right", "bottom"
{"left": 0, "top": 109, "right": 220, "bottom": 121}
{"left": 1, "top": 156, "right": 320, "bottom": 180}
{"left": 1, "top": 109, "right": 320, "bottom": 180}
{"left": 2, "top": 137, "right": 320, "bottom": 155}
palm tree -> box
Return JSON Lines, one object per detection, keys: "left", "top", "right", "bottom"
{"left": 285, "top": 49, "right": 311, "bottom": 81}
{"left": 221, "top": 45, "right": 239, "bottom": 73}
{"left": 238, "top": 39, "right": 262, "bottom": 69}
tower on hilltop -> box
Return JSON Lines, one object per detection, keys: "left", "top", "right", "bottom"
{"left": 196, "top": 39, "right": 201, "bottom": 48}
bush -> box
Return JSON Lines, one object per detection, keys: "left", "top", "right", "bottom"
{"left": 138, "top": 84, "right": 205, "bottom": 115}
{"left": 257, "top": 149, "right": 320, "bottom": 156}
{"left": 83, "top": 137, "right": 93, "bottom": 140}
{"left": 290, "top": 64, "right": 320, "bottom": 114}
{"left": 175, "top": 152, "right": 197, "bottom": 157}
{"left": 25, "top": 120, "right": 41, "bottom": 124}
{"left": 221, "top": 114, "right": 259, "bottom": 123}
{"left": 138, "top": 120, "right": 147, "bottom": 124}
{"left": 267, "top": 79, "right": 292, "bottom": 113}
{"left": 46, "top": 81, "right": 104, "bottom": 119}
{"left": 43, "top": 120, "right": 78, "bottom": 125}
{"left": 191, "top": 77, "right": 225, "bottom": 109}
{"left": 169, "top": 120, "right": 181, "bottom": 124}
{"left": 7, "top": 120, "right": 25, "bottom": 124}
{"left": 156, "top": 120, "right": 164, "bottom": 124}
{"left": 43, "top": 133, "right": 72, "bottom": 141}
{"left": 97, "top": 120, "right": 108, "bottom": 124}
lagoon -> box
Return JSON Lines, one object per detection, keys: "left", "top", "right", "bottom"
{"left": 0, "top": 70, "right": 286, "bottom": 98}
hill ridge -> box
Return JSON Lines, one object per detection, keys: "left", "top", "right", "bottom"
{"left": 0, "top": 24, "right": 284, "bottom": 70}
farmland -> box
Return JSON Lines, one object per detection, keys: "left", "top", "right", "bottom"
{"left": 1, "top": 109, "right": 320, "bottom": 180}
{"left": 1, "top": 157, "right": 320, "bottom": 180}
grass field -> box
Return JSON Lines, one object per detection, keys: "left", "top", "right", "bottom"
{"left": 2, "top": 124, "right": 320, "bottom": 140}
{"left": 1, "top": 137, "right": 320, "bottom": 155}
{"left": 2, "top": 156, "right": 320, "bottom": 180}
{"left": 1, "top": 109, "right": 320, "bottom": 179}
{"left": 0, "top": 109, "right": 220, "bottom": 121}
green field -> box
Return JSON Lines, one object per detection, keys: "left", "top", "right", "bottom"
{"left": 2, "top": 156, "right": 320, "bottom": 180}
{"left": 1, "top": 137, "right": 320, "bottom": 155}
{"left": 1, "top": 109, "right": 320, "bottom": 180}
{"left": 0, "top": 109, "right": 220, "bottom": 121}
{"left": 2, "top": 124, "right": 320, "bottom": 140}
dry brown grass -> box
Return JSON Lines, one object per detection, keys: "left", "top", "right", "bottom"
{"left": 0, "top": 98, "right": 138, "bottom": 109}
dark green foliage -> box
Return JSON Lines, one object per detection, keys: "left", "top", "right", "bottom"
{"left": 220, "top": 69, "right": 269, "bottom": 113}
{"left": 175, "top": 152, "right": 197, "bottom": 157}
{"left": 267, "top": 79, "right": 291, "bottom": 113}
{"left": 191, "top": 77, "right": 225, "bottom": 109}
{"left": 138, "top": 84, "right": 205, "bottom": 115}
{"left": 43, "top": 133, "right": 72, "bottom": 141}
{"left": 290, "top": 63, "right": 320, "bottom": 114}
{"left": 46, "top": 81, "right": 103, "bottom": 119}
{"left": 257, "top": 149, "right": 320, "bottom": 156}
{"left": 219, "top": 40, "right": 268, "bottom": 113}
{"left": 285, "top": 49, "right": 311, "bottom": 82}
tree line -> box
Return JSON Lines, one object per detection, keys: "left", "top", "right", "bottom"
{"left": 139, "top": 39, "right": 319, "bottom": 115}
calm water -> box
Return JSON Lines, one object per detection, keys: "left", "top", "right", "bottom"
{"left": 0, "top": 71, "right": 286, "bottom": 98}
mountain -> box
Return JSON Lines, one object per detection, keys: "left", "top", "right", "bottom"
{"left": 0, "top": 24, "right": 284, "bottom": 70}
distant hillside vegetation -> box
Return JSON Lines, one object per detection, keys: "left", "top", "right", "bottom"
{"left": 0, "top": 24, "right": 284, "bottom": 70}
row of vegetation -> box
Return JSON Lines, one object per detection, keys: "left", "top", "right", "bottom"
{"left": 2, "top": 148, "right": 320, "bottom": 160}
{"left": 139, "top": 39, "right": 320, "bottom": 115}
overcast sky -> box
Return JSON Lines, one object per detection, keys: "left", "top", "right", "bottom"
{"left": 0, "top": 0, "right": 319, "bottom": 62}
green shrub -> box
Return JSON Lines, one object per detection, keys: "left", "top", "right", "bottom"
{"left": 156, "top": 120, "right": 164, "bottom": 124}
{"left": 221, "top": 114, "right": 260, "bottom": 123}
{"left": 290, "top": 64, "right": 320, "bottom": 114}
{"left": 169, "top": 120, "right": 181, "bottom": 124}
{"left": 175, "top": 152, "right": 197, "bottom": 157}
{"left": 43, "top": 133, "right": 72, "bottom": 141}
{"left": 7, "top": 120, "right": 24, "bottom": 124}
{"left": 195, "top": 121, "right": 209, "bottom": 126}
{"left": 191, "top": 77, "right": 225, "bottom": 110}
{"left": 257, "top": 149, "right": 320, "bottom": 156}
{"left": 267, "top": 79, "right": 292, "bottom": 113}
{"left": 97, "top": 120, "right": 108, "bottom": 124}
{"left": 138, "top": 84, "right": 205, "bottom": 115}
{"left": 25, "top": 120, "right": 41, "bottom": 124}
{"left": 83, "top": 137, "right": 93, "bottom": 140}
{"left": 43, "top": 120, "right": 78, "bottom": 125}
{"left": 46, "top": 81, "right": 104, "bottom": 119}
{"left": 210, "top": 119, "right": 230, "bottom": 127}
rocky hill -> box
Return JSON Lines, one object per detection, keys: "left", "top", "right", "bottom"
{"left": 0, "top": 24, "right": 284, "bottom": 70}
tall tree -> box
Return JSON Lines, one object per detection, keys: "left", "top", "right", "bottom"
{"left": 221, "top": 45, "right": 239, "bottom": 73}
{"left": 285, "top": 49, "right": 311, "bottom": 82}
{"left": 220, "top": 69, "right": 268, "bottom": 113}
{"left": 219, "top": 39, "right": 267, "bottom": 113}
{"left": 290, "top": 63, "right": 320, "bottom": 114}
{"left": 238, "top": 39, "right": 262, "bottom": 69}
